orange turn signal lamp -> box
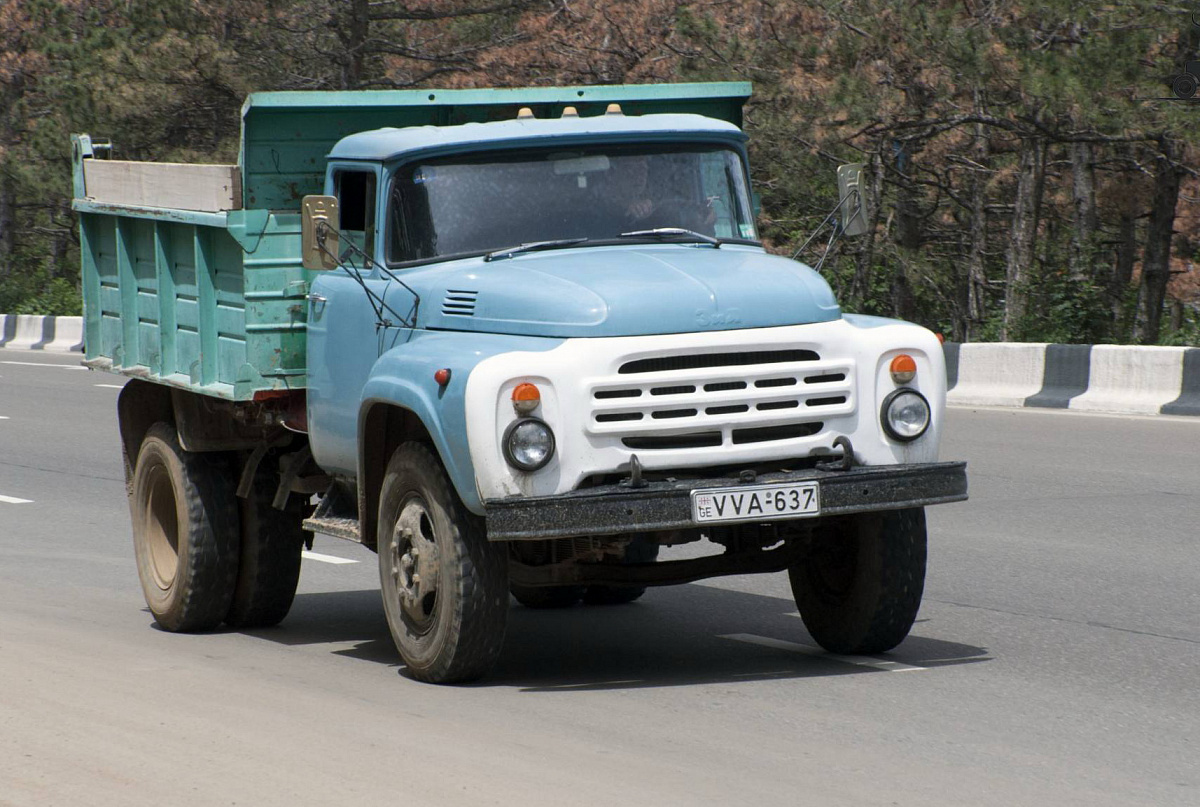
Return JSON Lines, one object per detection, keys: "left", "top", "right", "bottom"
{"left": 890, "top": 354, "right": 917, "bottom": 384}
{"left": 512, "top": 382, "right": 541, "bottom": 414}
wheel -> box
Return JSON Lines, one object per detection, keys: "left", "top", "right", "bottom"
{"left": 377, "top": 442, "right": 508, "bottom": 684}
{"left": 224, "top": 456, "right": 305, "bottom": 628}
{"left": 789, "top": 508, "right": 926, "bottom": 654}
{"left": 583, "top": 533, "right": 659, "bottom": 606}
{"left": 131, "top": 423, "right": 240, "bottom": 632}
{"left": 510, "top": 584, "right": 585, "bottom": 608}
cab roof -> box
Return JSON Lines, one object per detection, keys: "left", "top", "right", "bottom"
{"left": 326, "top": 113, "right": 747, "bottom": 163}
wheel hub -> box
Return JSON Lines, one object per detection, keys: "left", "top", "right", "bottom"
{"left": 389, "top": 499, "right": 441, "bottom": 628}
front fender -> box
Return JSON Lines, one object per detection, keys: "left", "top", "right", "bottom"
{"left": 358, "top": 330, "right": 564, "bottom": 514}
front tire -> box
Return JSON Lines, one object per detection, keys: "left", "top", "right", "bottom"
{"left": 131, "top": 423, "right": 240, "bottom": 632}
{"left": 377, "top": 443, "right": 508, "bottom": 684}
{"left": 789, "top": 508, "right": 927, "bottom": 655}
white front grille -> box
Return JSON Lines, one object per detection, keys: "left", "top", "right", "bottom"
{"left": 586, "top": 351, "right": 855, "bottom": 450}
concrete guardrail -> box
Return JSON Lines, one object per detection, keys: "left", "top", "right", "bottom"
{"left": 0, "top": 315, "right": 85, "bottom": 353}
{"left": 944, "top": 342, "right": 1200, "bottom": 417}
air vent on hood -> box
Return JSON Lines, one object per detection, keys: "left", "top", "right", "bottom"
{"left": 442, "top": 290, "right": 478, "bottom": 317}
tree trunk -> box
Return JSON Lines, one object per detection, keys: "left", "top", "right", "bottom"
{"left": 0, "top": 175, "right": 14, "bottom": 276}
{"left": 1110, "top": 206, "right": 1137, "bottom": 341}
{"left": 894, "top": 148, "right": 921, "bottom": 251}
{"left": 1003, "top": 138, "right": 1043, "bottom": 340}
{"left": 1134, "top": 136, "right": 1184, "bottom": 345}
{"left": 850, "top": 150, "right": 884, "bottom": 305}
{"left": 965, "top": 116, "right": 989, "bottom": 342}
{"left": 339, "top": 0, "right": 371, "bottom": 90}
{"left": 1068, "top": 140, "right": 1097, "bottom": 283}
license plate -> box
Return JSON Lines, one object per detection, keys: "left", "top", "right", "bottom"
{"left": 691, "top": 481, "right": 820, "bottom": 524}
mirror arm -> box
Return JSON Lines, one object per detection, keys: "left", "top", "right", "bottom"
{"left": 314, "top": 224, "right": 421, "bottom": 330}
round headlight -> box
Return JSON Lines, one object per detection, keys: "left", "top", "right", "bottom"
{"left": 881, "top": 388, "right": 930, "bottom": 442}
{"left": 502, "top": 418, "right": 556, "bottom": 471}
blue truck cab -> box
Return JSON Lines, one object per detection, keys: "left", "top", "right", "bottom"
{"left": 74, "top": 83, "right": 966, "bottom": 683}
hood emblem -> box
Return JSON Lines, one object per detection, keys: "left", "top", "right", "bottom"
{"left": 695, "top": 309, "right": 742, "bottom": 328}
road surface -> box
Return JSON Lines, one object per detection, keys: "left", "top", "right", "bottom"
{"left": 0, "top": 347, "right": 1196, "bottom": 806}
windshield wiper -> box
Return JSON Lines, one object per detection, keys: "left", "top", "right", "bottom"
{"left": 617, "top": 228, "right": 721, "bottom": 248}
{"left": 484, "top": 237, "right": 589, "bottom": 262}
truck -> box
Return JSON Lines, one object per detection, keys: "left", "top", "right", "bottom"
{"left": 72, "top": 82, "right": 967, "bottom": 684}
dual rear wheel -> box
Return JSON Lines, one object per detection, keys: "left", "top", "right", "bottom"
{"left": 130, "top": 423, "right": 305, "bottom": 633}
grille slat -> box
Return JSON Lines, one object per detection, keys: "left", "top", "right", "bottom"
{"left": 619, "top": 349, "right": 819, "bottom": 375}
{"left": 587, "top": 350, "right": 854, "bottom": 449}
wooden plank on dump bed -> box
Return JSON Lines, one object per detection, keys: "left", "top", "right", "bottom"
{"left": 83, "top": 160, "right": 241, "bottom": 212}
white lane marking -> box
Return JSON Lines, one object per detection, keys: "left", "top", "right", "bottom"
{"left": 301, "top": 550, "right": 358, "bottom": 565}
{"left": 0, "top": 494, "right": 34, "bottom": 504}
{"left": 719, "top": 633, "right": 926, "bottom": 672}
{"left": 0, "top": 360, "right": 87, "bottom": 370}
{"left": 94, "top": 384, "right": 124, "bottom": 389}
{"left": 0, "top": 415, "right": 8, "bottom": 419}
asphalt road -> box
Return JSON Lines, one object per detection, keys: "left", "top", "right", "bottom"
{"left": 0, "top": 347, "right": 1196, "bottom": 806}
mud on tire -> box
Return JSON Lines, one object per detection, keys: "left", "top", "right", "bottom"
{"left": 377, "top": 442, "right": 508, "bottom": 684}
{"left": 131, "top": 423, "right": 240, "bottom": 632}
{"left": 224, "top": 455, "right": 305, "bottom": 629}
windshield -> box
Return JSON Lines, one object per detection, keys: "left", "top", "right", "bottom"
{"left": 386, "top": 144, "right": 757, "bottom": 263}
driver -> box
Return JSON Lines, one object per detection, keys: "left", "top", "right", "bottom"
{"left": 607, "top": 154, "right": 716, "bottom": 234}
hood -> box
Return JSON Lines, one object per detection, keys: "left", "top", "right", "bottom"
{"left": 413, "top": 245, "right": 841, "bottom": 338}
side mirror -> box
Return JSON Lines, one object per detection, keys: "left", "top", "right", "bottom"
{"left": 301, "top": 195, "right": 340, "bottom": 270}
{"left": 836, "top": 164, "right": 869, "bottom": 238}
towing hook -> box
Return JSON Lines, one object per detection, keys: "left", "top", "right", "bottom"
{"left": 624, "top": 454, "right": 647, "bottom": 489}
{"left": 816, "top": 435, "right": 856, "bottom": 472}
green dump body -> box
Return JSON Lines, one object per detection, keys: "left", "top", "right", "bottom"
{"left": 72, "top": 82, "right": 752, "bottom": 401}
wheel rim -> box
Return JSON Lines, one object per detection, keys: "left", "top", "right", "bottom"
{"left": 386, "top": 496, "right": 442, "bottom": 635}
{"left": 143, "top": 462, "right": 180, "bottom": 590}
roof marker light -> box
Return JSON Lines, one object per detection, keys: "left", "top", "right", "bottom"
{"left": 517, "top": 107, "right": 535, "bottom": 119}
{"left": 562, "top": 106, "right": 579, "bottom": 118}
{"left": 605, "top": 103, "right": 623, "bottom": 116}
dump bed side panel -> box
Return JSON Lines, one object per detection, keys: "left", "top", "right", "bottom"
{"left": 76, "top": 201, "right": 306, "bottom": 400}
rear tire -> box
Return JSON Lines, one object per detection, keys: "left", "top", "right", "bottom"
{"left": 789, "top": 508, "right": 926, "bottom": 654}
{"left": 131, "top": 423, "right": 239, "bottom": 632}
{"left": 583, "top": 533, "right": 658, "bottom": 606}
{"left": 510, "top": 584, "right": 585, "bottom": 609}
{"left": 582, "top": 585, "right": 646, "bottom": 605}
{"left": 378, "top": 443, "right": 508, "bottom": 684}
{"left": 225, "top": 456, "right": 305, "bottom": 628}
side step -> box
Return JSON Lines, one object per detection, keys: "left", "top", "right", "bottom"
{"left": 303, "top": 484, "right": 362, "bottom": 543}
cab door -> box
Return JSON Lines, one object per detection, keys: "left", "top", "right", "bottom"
{"left": 306, "top": 164, "right": 389, "bottom": 477}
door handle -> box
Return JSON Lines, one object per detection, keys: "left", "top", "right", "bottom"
{"left": 306, "top": 293, "right": 328, "bottom": 304}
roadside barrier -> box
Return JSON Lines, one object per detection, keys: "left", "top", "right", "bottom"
{"left": 944, "top": 342, "right": 1200, "bottom": 417}
{"left": 0, "top": 315, "right": 84, "bottom": 352}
